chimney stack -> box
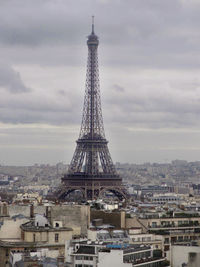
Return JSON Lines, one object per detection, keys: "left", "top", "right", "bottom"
{"left": 30, "top": 204, "right": 34, "bottom": 219}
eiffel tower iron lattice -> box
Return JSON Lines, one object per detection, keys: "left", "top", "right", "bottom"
{"left": 58, "top": 20, "right": 128, "bottom": 201}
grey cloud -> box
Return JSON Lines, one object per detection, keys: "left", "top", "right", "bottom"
{"left": 0, "top": 0, "right": 200, "bottom": 69}
{"left": 0, "top": 0, "right": 86, "bottom": 46}
{"left": 1, "top": 0, "right": 200, "bottom": 164}
{"left": 0, "top": 86, "right": 82, "bottom": 125}
{"left": 57, "top": 89, "right": 67, "bottom": 96}
{"left": 103, "top": 79, "right": 200, "bottom": 129}
{"left": 113, "top": 84, "right": 125, "bottom": 93}
{"left": 0, "top": 71, "right": 200, "bottom": 129}
{"left": 0, "top": 2, "right": 199, "bottom": 135}
{"left": 0, "top": 64, "right": 31, "bottom": 93}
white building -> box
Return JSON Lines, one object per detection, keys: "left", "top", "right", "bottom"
{"left": 66, "top": 241, "right": 167, "bottom": 267}
{"left": 171, "top": 245, "right": 200, "bottom": 267}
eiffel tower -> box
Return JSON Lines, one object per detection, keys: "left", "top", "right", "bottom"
{"left": 58, "top": 19, "right": 128, "bottom": 201}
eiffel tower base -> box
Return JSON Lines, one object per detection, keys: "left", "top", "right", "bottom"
{"left": 57, "top": 175, "right": 128, "bottom": 201}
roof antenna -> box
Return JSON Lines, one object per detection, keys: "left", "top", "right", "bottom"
{"left": 92, "top": 15, "right": 94, "bottom": 34}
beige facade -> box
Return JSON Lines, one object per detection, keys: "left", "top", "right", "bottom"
{"left": 0, "top": 204, "right": 90, "bottom": 235}
{"left": 0, "top": 204, "right": 90, "bottom": 266}
{"left": 0, "top": 223, "right": 74, "bottom": 266}
{"left": 125, "top": 217, "right": 148, "bottom": 232}
{"left": 21, "top": 225, "right": 73, "bottom": 245}
{"left": 0, "top": 218, "right": 29, "bottom": 239}
{"left": 143, "top": 216, "right": 200, "bottom": 229}
{"left": 125, "top": 215, "right": 200, "bottom": 231}
{"left": 0, "top": 226, "right": 73, "bottom": 267}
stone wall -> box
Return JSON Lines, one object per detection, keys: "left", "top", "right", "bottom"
{"left": 49, "top": 205, "right": 90, "bottom": 235}
{"left": 8, "top": 205, "right": 46, "bottom": 218}
{"left": 0, "top": 204, "right": 90, "bottom": 235}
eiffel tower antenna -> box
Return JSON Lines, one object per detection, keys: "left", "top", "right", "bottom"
{"left": 57, "top": 20, "right": 128, "bottom": 201}
{"left": 92, "top": 15, "right": 94, "bottom": 34}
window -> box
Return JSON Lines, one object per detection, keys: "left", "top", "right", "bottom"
{"left": 152, "top": 222, "right": 157, "bottom": 228}
{"left": 164, "top": 238, "right": 169, "bottom": 244}
{"left": 33, "top": 233, "right": 36, "bottom": 242}
{"left": 76, "top": 256, "right": 83, "bottom": 260}
{"left": 178, "top": 236, "right": 183, "bottom": 242}
{"left": 6, "top": 249, "right": 9, "bottom": 256}
{"left": 55, "top": 233, "right": 59, "bottom": 243}
{"left": 83, "top": 256, "right": 93, "bottom": 261}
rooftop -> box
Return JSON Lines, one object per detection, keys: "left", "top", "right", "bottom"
{"left": 21, "top": 221, "right": 72, "bottom": 232}
{"left": 75, "top": 245, "right": 96, "bottom": 255}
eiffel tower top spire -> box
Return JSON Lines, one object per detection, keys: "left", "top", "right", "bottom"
{"left": 67, "top": 21, "right": 116, "bottom": 176}
{"left": 79, "top": 18, "right": 104, "bottom": 141}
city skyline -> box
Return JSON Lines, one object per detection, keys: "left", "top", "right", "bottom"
{"left": 0, "top": 0, "right": 200, "bottom": 165}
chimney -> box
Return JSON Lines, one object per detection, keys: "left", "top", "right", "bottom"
{"left": 46, "top": 206, "right": 51, "bottom": 222}
{"left": 30, "top": 204, "right": 34, "bottom": 219}
{"left": 3, "top": 203, "right": 8, "bottom": 216}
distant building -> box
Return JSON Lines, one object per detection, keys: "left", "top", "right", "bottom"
{"left": 151, "top": 194, "right": 181, "bottom": 204}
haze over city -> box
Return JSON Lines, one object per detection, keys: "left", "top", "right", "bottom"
{"left": 0, "top": 0, "right": 200, "bottom": 165}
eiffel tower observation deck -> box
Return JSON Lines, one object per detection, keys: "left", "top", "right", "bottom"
{"left": 58, "top": 19, "right": 128, "bottom": 201}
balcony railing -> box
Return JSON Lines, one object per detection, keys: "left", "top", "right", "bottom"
{"left": 150, "top": 222, "right": 200, "bottom": 229}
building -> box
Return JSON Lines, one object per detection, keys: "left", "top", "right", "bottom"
{"left": 88, "top": 229, "right": 130, "bottom": 243}
{"left": 0, "top": 204, "right": 90, "bottom": 266}
{"left": 67, "top": 241, "right": 167, "bottom": 267}
{"left": 0, "top": 213, "right": 73, "bottom": 267}
{"left": 171, "top": 244, "right": 200, "bottom": 267}
{"left": 20, "top": 214, "right": 73, "bottom": 244}
{"left": 9, "top": 249, "right": 60, "bottom": 267}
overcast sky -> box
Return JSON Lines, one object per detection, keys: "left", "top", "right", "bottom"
{"left": 0, "top": 0, "right": 200, "bottom": 165}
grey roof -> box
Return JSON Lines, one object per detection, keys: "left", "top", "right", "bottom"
{"left": 15, "top": 256, "right": 57, "bottom": 267}
{"left": 76, "top": 245, "right": 96, "bottom": 255}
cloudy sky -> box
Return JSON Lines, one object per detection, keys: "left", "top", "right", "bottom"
{"left": 0, "top": 0, "right": 200, "bottom": 165}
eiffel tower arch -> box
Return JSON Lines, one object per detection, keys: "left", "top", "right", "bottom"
{"left": 58, "top": 19, "right": 129, "bottom": 201}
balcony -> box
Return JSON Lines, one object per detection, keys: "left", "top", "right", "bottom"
{"left": 149, "top": 222, "right": 200, "bottom": 229}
